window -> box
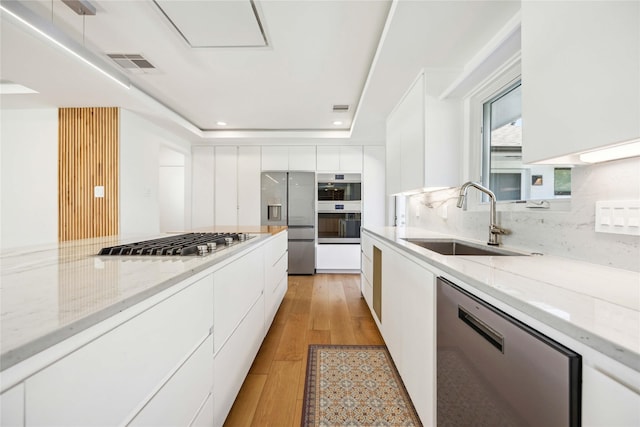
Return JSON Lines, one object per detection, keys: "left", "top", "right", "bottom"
{"left": 481, "top": 81, "right": 571, "bottom": 201}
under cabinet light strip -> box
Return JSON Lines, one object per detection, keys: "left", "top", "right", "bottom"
{"left": 0, "top": 3, "right": 130, "bottom": 90}
{"left": 579, "top": 139, "right": 640, "bottom": 164}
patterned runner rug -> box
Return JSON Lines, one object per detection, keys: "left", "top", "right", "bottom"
{"left": 301, "top": 345, "right": 422, "bottom": 426}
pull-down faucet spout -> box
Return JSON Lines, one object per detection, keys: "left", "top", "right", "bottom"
{"left": 457, "top": 182, "right": 509, "bottom": 246}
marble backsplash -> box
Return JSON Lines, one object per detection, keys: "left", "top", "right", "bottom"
{"left": 405, "top": 157, "right": 640, "bottom": 272}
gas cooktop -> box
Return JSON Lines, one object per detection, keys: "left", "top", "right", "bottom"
{"left": 98, "top": 232, "right": 253, "bottom": 256}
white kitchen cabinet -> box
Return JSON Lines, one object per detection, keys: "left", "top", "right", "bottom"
{"left": 316, "top": 244, "right": 361, "bottom": 271}
{"left": 191, "top": 146, "right": 215, "bottom": 228}
{"left": 386, "top": 70, "right": 461, "bottom": 195}
{"left": 238, "top": 146, "right": 261, "bottom": 226}
{"left": 363, "top": 231, "right": 436, "bottom": 425}
{"left": 264, "top": 231, "right": 288, "bottom": 328}
{"left": 362, "top": 146, "right": 385, "bottom": 227}
{"left": 287, "top": 146, "right": 317, "bottom": 171}
{"left": 1, "top": 383, "right": 24, "bottom": 427}
{"left": 261, "top": 146, "right": 316, "bottom": 171}
{"left": 521, "top": 1, "right": 640, "bottom": 163}
{"left": 582, "top": 364, "right": 640, "bottom": 427}
{"left": 24, "top": 274, "right": 214, "bottom": 426}
{"left": 190, "top": 393, "right": 214, "bottom": 427}
{"left": 261, "top": 146, "right": 289, "bottom": 170}
{"left": 213, "top": 246, "right": 264, "bottom": 354}
{"left": 316, "top": 145, "right": 363, "bottom": 172}
{"left": 129, "top": 335, "right": 214, "bottom": 427}
{"left": 215, "top": 146, "right": 238, "bottom": 226}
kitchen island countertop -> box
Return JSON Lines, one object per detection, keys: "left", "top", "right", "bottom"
{"left": 363, "top": 226, "right": 640, "bottom": 374}
{"left": 0, "top": 228, "right": 286, "bottom": 371}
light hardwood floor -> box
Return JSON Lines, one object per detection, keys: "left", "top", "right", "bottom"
{"left": 223, "top": 274, "right": 385, "bottom": 426}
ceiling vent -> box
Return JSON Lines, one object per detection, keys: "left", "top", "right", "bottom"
{"left": 332, "top": 104, "right": 350, "bottom": 112}
{"left": 107, "top": 54, "right": 157, "bottom": 73}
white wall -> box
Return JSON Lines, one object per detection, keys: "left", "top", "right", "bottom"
{"left": 119, "top": 110, "right": 191, "bottom": 237}
{"left": 405, "top": 157, "right": 640, "bottom": 272}
{"left": 0, "top": 109, "right": 58, "bottom": 250}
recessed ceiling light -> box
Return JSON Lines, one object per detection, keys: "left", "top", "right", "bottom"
{"left": 333, "top": 121, "right": 343, "bottom": 126}
{"left": 216, "top": 121, "right": 227, "bottom": 126}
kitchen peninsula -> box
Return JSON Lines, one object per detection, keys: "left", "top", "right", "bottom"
{"left": 0, "top": 227, "right": 287, "bottom": 427}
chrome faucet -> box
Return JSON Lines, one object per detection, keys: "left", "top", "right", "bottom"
{"left": 456, "top": 181, "right": 509, "bottom": 246}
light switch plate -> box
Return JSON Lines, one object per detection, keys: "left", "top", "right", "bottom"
{"left": 595, "top": 200, "right": 640, "bottom": 236}
{"left": 94, "top": 185, "right": 105, "bottom": 198}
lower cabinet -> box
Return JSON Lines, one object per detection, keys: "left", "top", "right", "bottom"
{"left": 582, "top": 364, "right": 640, "bottom": 426}
{"left": 362, "top": 233, "right": 438, "bottom": 426}
{"left": 129, "top": 336, "right": 214, "bottom": 427}
{"left": 24, "top": 274, "right": 214, "bottom": 427}
{"left": 1, "top": 383, "right": 24, "bottom": 427}
{"left": 316, "top": 244, "right": 361, "bottom": 271}
{"left": 213, "top": 296, "right": 265, "bottom": 426}
{"left": 2, "top": 232, "right": 288, "bottom": 427}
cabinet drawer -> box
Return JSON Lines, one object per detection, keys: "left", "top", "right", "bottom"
{"left": 129, "top": 335, "right": 213, "bottom": 427}
{"left": 361, "top": 273, "right": 373, "bottom": 309}
{"left": 361, "top": 233, "right": 373, "bottom": 261}
{"left": 190, "top": 393, "right": 214, "bottom": 427}
{"left": 25, "top": 275, "right": 214, "bottom": 427}
{"left": 266, "top": 249, "right": 287, "bottom": 293}
{"left": 265, "top": 232, "right": 287, "bottom": 267}
{"left": 266, "top": 274, "right": 287, "bottom": 328}
{"left": 214, "top": 247, "right": 264, "bottom": 354}
{"left": 1, "top": 383, "right": 24, "bottom": 427}
{"left": 213, "top": 296, "right": 265, "bottom": 426}
{"left": 362, "top": 251, "right": 373, "bottom": 284}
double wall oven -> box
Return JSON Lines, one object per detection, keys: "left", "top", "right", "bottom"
{"left": 317, "top": 173, "right": 361, "bottom": 244}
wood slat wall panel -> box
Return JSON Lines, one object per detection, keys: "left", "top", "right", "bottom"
{"left": 58, "top": 107, "right": 119, "bottom": 241}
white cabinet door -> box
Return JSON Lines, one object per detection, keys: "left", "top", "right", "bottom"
{"left": 386, "top": 71, "right": 461, "bottom": 194}
{"left": 214, "top": 146, "right": 238, "bottom": 226}
{"left": 25, "top": 275, "right": 214, "bottom": 427}
{"left": 213, "top": 296, "right": 265, "bottom": 427}
{"left": 190, "top": 393, "right": 214, "bottom": 427}
{"left": 261, "top": 146, "right": 288, "bottom": 170}
{"left": 1, "top": 383, "right": 24, "bottom": 427}
{"left": 338, "top": 146, "right": 363, "bottom": 172}
{"left": 264, "top": 232, "right": 288, "bottom": 327}
{"left": 362, "top": 146, "right": 385, "bottom": 226}
{"left": 288, "top": 146, "right": 316, "bottom": 171}
{"left": 213, "top": 247, "right": 264, "bottom": 354}
{"left": 238, "top": 146, "right": 261, "bottom": 226}
{"left": 582, "top": 364, "right": 640, "bottom": 427}
{"left": 129, "top": 336, "right": 214, "bottom": 427}
{"left": 316, "top": 146, "right": 341, "bottom": 171}
{"left": 316, "top": 146, "right": 362, "bottom": 172}
{"left": 377, "top": 238, "right": 436, "bottom": 425}
{"left": 316, "top": 244, "right": 361, "bottom": 270}
{"left": 192, "top": 146, "right": 215, "bottom": 228}
{"left": 522, "top": 1, "right": 640, "bottom": 163}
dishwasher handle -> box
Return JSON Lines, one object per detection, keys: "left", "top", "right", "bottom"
{"left": 458, "top": 305, "right": 504, "bottom": 353}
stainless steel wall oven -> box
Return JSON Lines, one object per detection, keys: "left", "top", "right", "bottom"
{"left": 317, "top": 173, "right": 362, "bottom": 244}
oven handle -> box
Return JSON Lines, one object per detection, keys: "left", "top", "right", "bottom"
{"left": 317, "top": 210, "right": 362, "bottom": 214}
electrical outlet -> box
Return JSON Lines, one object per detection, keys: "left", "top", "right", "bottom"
{"left": 94, "top": 186, "right": 105, "bottom": 198}
{"left": 595, "top": 201, "right": 640, "bottom": 236}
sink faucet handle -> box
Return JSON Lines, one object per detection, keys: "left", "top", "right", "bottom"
{"left": 491, "top": 225, "right": 510, "bottom": 235}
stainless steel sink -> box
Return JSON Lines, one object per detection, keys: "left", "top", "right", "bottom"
{"left": 401, "top": 238, "right": 527, "bottom": 256}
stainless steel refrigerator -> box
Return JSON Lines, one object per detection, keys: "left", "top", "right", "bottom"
{"left": 261, "top": 172, "right": 315, "bottom": 275}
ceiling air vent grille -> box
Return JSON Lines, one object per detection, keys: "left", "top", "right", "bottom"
{"left": 107, "top": 54, "right": 156, "bottom": 73}
{"left": 332, "top": 104, "right": 350, "bottom": 112}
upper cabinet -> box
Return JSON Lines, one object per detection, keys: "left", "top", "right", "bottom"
{"left": 386, "top": 71, "right": 461, "bottom": 195}
{"left": 261, "top": 146, "right": 316, "bottom": 171}
{"left": 522, "top": 1, "right": 640, "bottom": 164}
{"left": 316, "top": 145, "right": 363, "bottom": 172}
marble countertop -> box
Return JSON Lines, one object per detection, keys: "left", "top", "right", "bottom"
{"left": 364, "top": 226, "right": 640, "bottom": 373}
{"left": 0, "top": 228, "right": 285, "bottom": 371}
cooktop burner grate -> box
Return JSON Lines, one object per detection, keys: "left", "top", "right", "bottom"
{"left": 98, "top": 232, "right": 252, "bottom": 256}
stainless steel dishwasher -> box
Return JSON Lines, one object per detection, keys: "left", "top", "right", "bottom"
{"left": 437, "top": 277, "right": 581, "bottom": 427}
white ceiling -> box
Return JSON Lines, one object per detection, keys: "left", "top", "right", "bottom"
{"left": 0, "top": 0, "right": 521, "bottom": 143}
